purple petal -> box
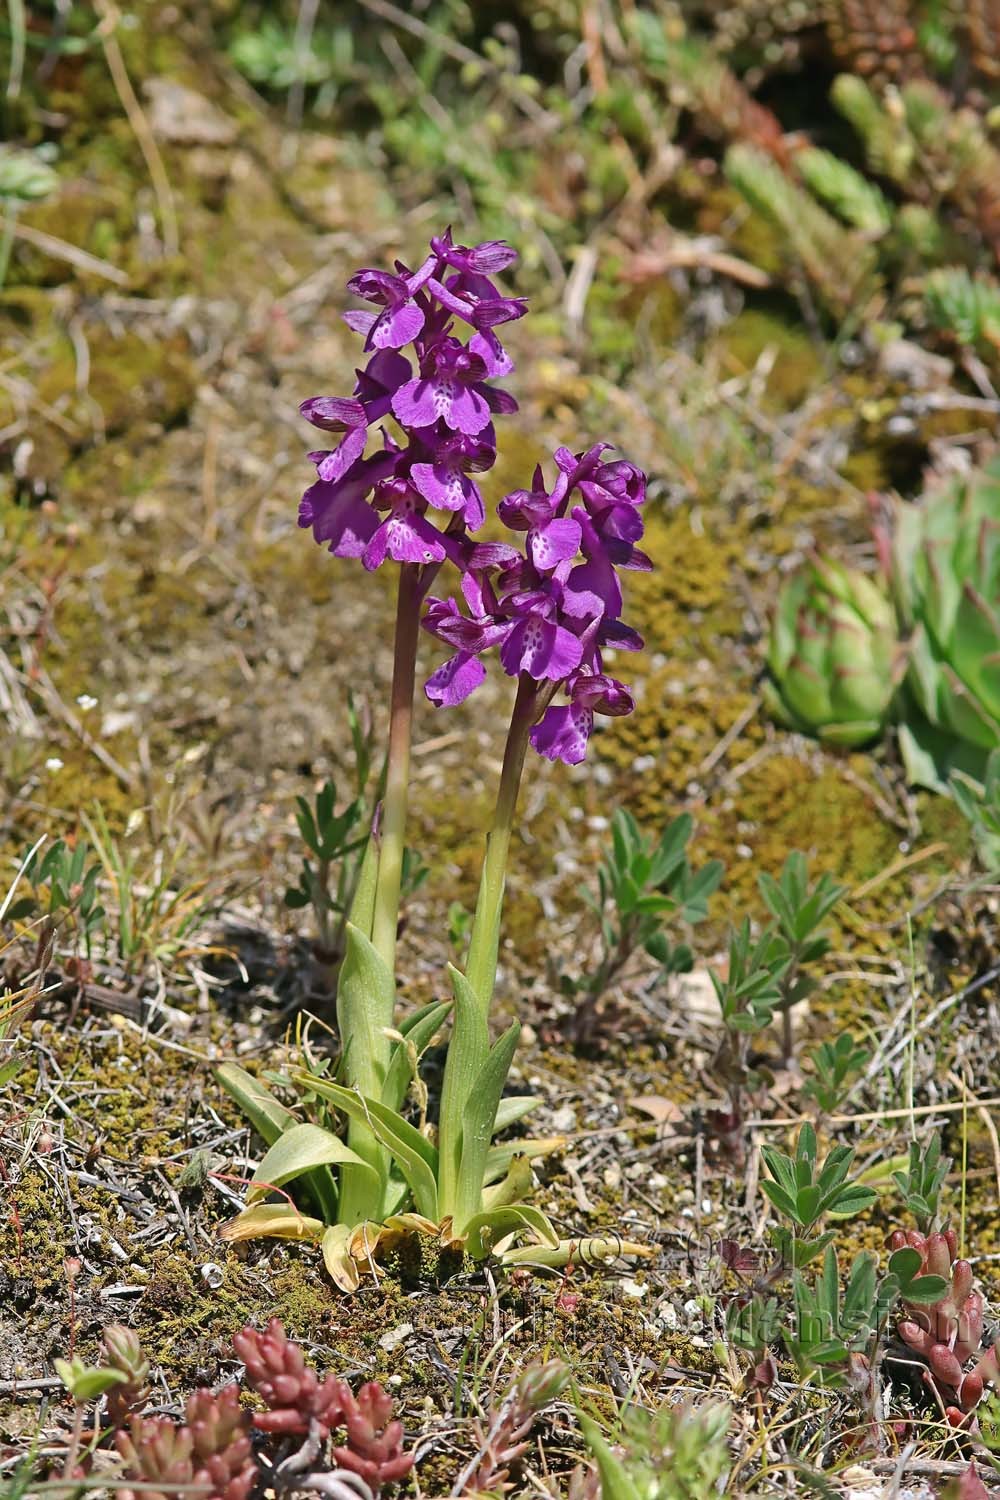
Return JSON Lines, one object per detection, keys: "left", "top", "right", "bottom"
{"left": 573, "top": 674, "right": 635, "bottom": 716}
{"left": 424, "top": 276, "right": 478, "bottom": 322}
{"left": 449, "top": 383, "right": 491, "bottom": 436}
{"left": 315, "top": 424, "right": 367, "bottom": 484}
{"left": 425, "top": 652, "right": 486, "bottom": 707}
{"left": 465, "top": 240, "right": 518, "bottom": 273}
{"left": 364, "top": 509, "right": 446, "bottom": 570}
{"left": 343, "top": 309, "right": 377, "bottom": 337}
{"left": 563, "top": 557, "right": 622, "bottom": 619}
{"left": 500, "top": 617, "right": 583, "bottom": 682}
{"left": 300, "top": 396, "right": 366, "bottom": 432}
{"left": 391, "top": 379, "right": 440, "bottom": 429}
{"left": 529, "top": 517, "right": 581, "bottom": 571}
{"left": 470, "top": 296, "right": 528, "bottom": 328}
{"left": 348, "top": 269, "right": 407, "bottom": 302}
{"left": 483, "top": 386, "right": 518, "bottom": 416}
{"left": 355, "top": 349, "right": 411, "bottom": 403}
{"left": 470, "top": 329, "right": 513, "bottom": 378}
{"left": 463, "top": 541, "right": 520, "bottom": 570}
{"left": 299, "top": 479, "right": 379, "bottom": 557}
{"left": 584, "top": 498, "right": 645, "bottom": 544}
{"left": 600, "top": 619, "right": 645, "bottom": 652}
{"left": 411, "top": 461, "right": 465, "bottom": 513}
{"left": 530, "top": 703, "right": 593, "bottom": 765}
{"left": 370, "top": 300, "right": 424, "bottom": 350}
{"left": 595, "top": 460, "right": 646, "bottom": 505}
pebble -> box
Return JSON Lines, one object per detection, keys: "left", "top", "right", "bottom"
{"left": 379, "top": 1323, "right": 413, "bottom": 1353}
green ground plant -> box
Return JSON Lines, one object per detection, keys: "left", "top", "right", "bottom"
{"left": 564, "top": 808, "right": 723, "bottom": 1041}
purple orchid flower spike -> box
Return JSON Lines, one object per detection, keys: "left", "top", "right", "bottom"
{"left": 299, "top": 230, "right": 523, "bottom": 579}
{"left": 422, "top": 439, "right": 648, "bottom": 765}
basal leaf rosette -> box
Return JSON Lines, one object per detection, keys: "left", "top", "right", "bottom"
{"left": 890, "top": 458, "right": 1000, "bottom": 788}
{"left": 766, "top": 555, "right": 897, "bottom": 748}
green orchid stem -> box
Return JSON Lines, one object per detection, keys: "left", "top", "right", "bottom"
{"left": 370, "top": 563, "right": 422, "bottom": 968}
{"left": 0, "top": 202, "right": 19, "bottom": 292}
{"left": 465, "top": 674, "right": 539, "bottom": 1014}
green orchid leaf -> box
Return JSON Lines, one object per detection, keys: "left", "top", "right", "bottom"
{"left": 335, "top": 920, "right": 396, "bottom": 1224}
{"left": 217, "top": 1063, "right": 339, "bottom": 1223}
{"left": 293, "top": 1073, "right": 439, "bottom": 1222}
{"left": 483, "top": 1135, "right": 566, "bottom": 1187}
{"left": 437, "top": 965, "right": 491, "bottom": 1216}
{"left": 481, "top": 1152, "right": 534, "bottom": 1210}
{"left": 453, "top": 1021, "right": 521, "bottom": 1235}
{"left": 216, "top": 1062, "right": 296, "bottom": 1144}
{"left": 322, "top": 1223, "right": 361, "bottom": 1293}
{"left": 463, "top": 1202, "right": 560, "bottom": 1260}
{"left": 247, "top": 1122, "right": 373, "bottom": 1205}
{"left": 492, "top": 1095, "right": 542, "bottom": 1132}
{"left": 217, "top": 1203, "right": 326, "bottom": 1243}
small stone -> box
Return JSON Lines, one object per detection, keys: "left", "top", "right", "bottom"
{"left": 620, "top": 1278, "right": 648, "bottom": 1299}
{"left": 550, "top": 1105, "right": 577, "bottom": 1133}
{"left": 144, "top": 79, "right": 238, "bottom": 146}
{"left": 379, "top": 1323, "right": 413, "bottom": 1354}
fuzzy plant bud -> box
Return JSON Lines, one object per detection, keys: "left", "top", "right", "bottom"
{"left": 102, "top": 1324, "right": 150, "bottom": 1426}
{"left": 233, "top": 1318, "right": 346, "bottom": 1438}
{"left": 333, "top": 1380, "right": 414, "bottom": 1489}
{"left": 513, "top": 1361, "right": 571, "bottom": 1412}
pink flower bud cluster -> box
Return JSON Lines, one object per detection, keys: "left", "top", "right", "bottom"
{"left": 233, "top": 1317, "right": 346, "bottom": 1438}
{"left": 890, "top": 1229, "right": 999, "bottom": 1424}
{"left": 115, "top": 1385, "right": 255, "bottom": 1500}
{"left": 234, "top": 1318, "right": 413, "bottom": 1491}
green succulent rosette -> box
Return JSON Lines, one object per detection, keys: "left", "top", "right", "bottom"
{"left": 766, "top": 555, "right": 897, "bottom": 748}
{"left": 891, "top": 457, "right": 1000, "bottom": 789}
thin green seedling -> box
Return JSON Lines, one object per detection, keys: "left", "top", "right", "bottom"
{"left": 802, "top": 1033, "right": 870, "bottom": 1116}
{"left": 758, "top": 850, "right": 845, "bottom": 1062}
{"left": 760, "top": 1122, "right": 878, "bottom": 1269}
